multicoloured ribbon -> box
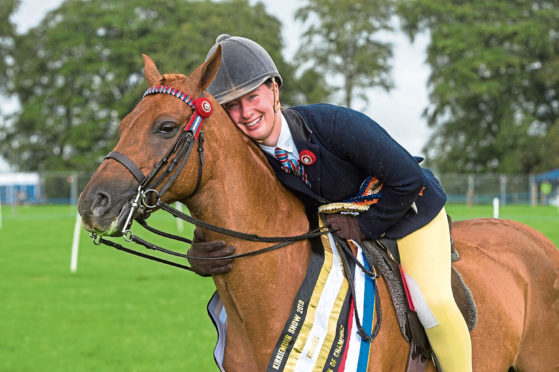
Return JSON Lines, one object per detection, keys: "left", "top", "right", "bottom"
{"left": 319, "top": 176, "right": 382, "bottom": 216}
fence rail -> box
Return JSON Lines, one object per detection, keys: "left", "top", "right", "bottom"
{"left": 0, "top": 171, "right": 557, "bottom": 206}
{"left": 0, "top": 171, "right": 93, "bottom": 205}
{"left": 438, "top": 173, "right": 543, "bottom": 206}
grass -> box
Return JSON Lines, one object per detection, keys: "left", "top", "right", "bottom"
{"left": 0, "top": 203, "right": 557, "bottom": 371}
{"left": 445, "top": 203, "right": 559, "bottom": 246}
{"left": 0, "top": 204, "right": 215, "bottom": 371}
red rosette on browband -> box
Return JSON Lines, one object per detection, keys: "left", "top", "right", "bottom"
{"left": 194, "top": 97, "right": 213, "bottom": 118}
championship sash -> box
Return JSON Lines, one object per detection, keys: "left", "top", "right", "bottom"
{"left": 207, "top": 230, "right": 378, "bottom": 372}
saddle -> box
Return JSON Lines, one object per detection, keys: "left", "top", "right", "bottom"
{"left": 359, "top": 222, "right": 477, "bottom": 372}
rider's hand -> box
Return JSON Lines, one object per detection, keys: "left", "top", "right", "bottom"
{"left": 325, "top": 213, "right": 367, "bottom": 243}
{"left": 187, "top": 228, "right": 235, "bottom": 276}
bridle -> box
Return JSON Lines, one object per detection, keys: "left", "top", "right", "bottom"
{"left": 90, "top": 85, "right": 330, "bottom": 273}
{"left": 105, "top": 85, "right": 211, "bottom": 238}
{"left": 89, "top": 84, "right": 380, "bottom": 342}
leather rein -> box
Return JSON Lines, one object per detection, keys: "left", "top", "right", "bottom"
{"left": 91, "top": 85, "right": 381, "bottom": 344}
{"left": 90, "top": 85, "right": 330, "bottom": 274}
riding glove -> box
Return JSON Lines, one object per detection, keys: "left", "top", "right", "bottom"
{"left": 187, "top": 228, "right": 236, "bottom": 276}
{"left": 325, "top": 213, "right": 368, "bottom": 243}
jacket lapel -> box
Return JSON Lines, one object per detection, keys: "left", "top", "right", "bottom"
{"left": 280, "top": 109, "right": 327, "bottom": 202}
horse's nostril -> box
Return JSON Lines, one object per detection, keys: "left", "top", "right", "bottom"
{"left": 91, "top": 191, "right": 111, "bottom": 217}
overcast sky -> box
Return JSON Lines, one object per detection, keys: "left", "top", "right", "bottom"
{"left": 3, "top": 0, "right": 432, "bottom": 170}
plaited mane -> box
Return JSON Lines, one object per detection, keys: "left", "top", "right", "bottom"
{"left": 157, "top": 73, "right": 188, "bottom": 86}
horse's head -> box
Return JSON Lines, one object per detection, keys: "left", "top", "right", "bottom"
{"left": 78, "top": 47, "right": 223, "bottom": 236}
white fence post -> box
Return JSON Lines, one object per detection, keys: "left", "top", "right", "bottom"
{"left": 529, "top": 174, "right": 537, "bottom": 206}
{"left": 466, "top": 174, "right": 475, "bottom": 207}
{"left": 499, "top": 175, "right": 508, "bottom": 207}
{"left": 176, "top": 202, "right": 184, "bottom": 233}
{"left": 70, "top": 212, "right": 81, "bottom": 273}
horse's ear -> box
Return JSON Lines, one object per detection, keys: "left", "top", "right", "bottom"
{"left": 197, "top": 44, "right": 222, "bottom": 91}
{"left": 143, "top": 54, "right": 162, "bottom": 87}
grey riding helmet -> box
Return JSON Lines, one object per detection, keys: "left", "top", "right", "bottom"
{"left": 205, "top": 34, "right": 283, "bottom": 104}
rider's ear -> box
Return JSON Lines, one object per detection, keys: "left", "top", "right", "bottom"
{"left": 197, "top": 44, "right": 222, "bottom": 92}
{"left": 142, "top": 54, "right": 162, "bottom": 87}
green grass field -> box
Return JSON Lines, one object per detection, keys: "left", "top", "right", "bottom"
{"left": 1, "top": 203, "right": 557, "bottom": 371}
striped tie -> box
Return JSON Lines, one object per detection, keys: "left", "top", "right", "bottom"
{"left": 274, "top": 147, "right": 310, "bottom": 186}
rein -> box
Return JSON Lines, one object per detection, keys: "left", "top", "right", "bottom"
{"left": 90, "top": 83, "right": 380, "bottom": 342}
{"left": 91, "top": 84, "right": 331, "bottom": 274}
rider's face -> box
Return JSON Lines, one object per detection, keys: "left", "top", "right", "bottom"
{"left": 223, "top": 82, "right": 281, "bottom": 147}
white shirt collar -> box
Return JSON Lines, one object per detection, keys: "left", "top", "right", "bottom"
{"left": 259, "top": 113, "right": 298, "bottom": 157}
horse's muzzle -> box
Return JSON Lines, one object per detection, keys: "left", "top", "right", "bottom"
{"left": 78, "top": 188, "right": 135, "bottom": 237}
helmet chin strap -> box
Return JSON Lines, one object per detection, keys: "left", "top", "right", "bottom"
{"left": 273, "top": 80, "right": 279, "bottom": 112}
{"left": 271, "top": 84, "right": 284, "bottom": 147}
{"left": 272, "top": 79, "right": 281, "bottom": 127}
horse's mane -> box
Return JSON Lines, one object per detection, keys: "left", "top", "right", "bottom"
{"left": 157, "top": 73, "right": 187, "bottom": 86}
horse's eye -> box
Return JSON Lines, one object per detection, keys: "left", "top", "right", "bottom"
{"left": 158, "top": 121, "right": 178, "bottom": 135}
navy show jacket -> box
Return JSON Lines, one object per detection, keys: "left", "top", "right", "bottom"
{"left": 262, "top": 104, "right": 447, "bottom": 240}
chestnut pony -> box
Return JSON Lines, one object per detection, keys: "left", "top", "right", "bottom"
{"left": 78, "top": 48, "right": 559, "bottom": 371}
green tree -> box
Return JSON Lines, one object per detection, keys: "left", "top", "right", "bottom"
{"left": 288, "top": 68, "right": 333, "bottom": 105}
{"left": 295, "top": 0, "right": 396, "bottom": 108}
{"left": 398, "top": 0, "right": 559, "bottom": 173}
{"left": 537, "top": 119, "right": 559, "bottom": 171}
{"left": 0, "top": 0, "right": 19, "bottom": 95}
{"left": 2, "top": 0, "right": 327, "bottom": 172}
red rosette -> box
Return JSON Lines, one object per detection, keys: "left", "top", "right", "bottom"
{"left": 299, "top": 150, "right": 317, "bottom": 165}
{"left": 194, "top": 97, "right": 213, "bottom": 118}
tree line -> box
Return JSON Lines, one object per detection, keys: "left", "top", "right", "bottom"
{"left": 1, "top": 0, "right": 558, "bottom": 174}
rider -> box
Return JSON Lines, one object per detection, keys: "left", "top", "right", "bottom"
{"left": 189, "top": 34, "right": 472, "bottom": 372}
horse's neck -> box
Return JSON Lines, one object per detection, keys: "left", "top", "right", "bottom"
{"left": 187, "top": 120, "right": 311, "bottom": 370}
{"left": 188, "top": 122, "right": 307, "bottom": 237}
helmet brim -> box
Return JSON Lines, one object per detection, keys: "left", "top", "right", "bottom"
{"left": 213, "top": 75, "right": 282, "bottom": 104}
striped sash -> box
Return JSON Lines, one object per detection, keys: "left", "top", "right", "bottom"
{"left": 208, "top": 220, "right": 378, "bottom": 372}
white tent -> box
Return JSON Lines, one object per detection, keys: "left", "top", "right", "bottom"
{"left": 0, "top": 172, "right": 40, "bottom": 203}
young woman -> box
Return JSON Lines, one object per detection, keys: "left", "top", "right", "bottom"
{"left": 189, "top": 34, "right": 472, "bottom": 372}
